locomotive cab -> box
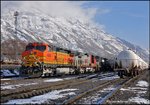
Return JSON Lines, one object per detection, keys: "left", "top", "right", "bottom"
{"left": 21, "top": 43, "right": 49, "bottom": 77}
{"left": 22, "top": 43, "right": 48, "bottom": 66}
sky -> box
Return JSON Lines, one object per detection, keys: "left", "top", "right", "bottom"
{"left": 83, "top": 1, "right": 149, "bottom": 49}
{"left": 1, "top": 1, "right": 149, "bottom": 50}
{"left": 81, "top": 1, "right": 149, "bottom": 50}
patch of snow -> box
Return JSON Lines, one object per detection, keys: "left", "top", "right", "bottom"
{"left": 63, "top": 77, "right": 76, "bottom": 80}
{"left": 4, "top": 88, "right": 78, "bottom": 104}
{"left": 13, "top": 70, "right": 20, "bottom": 75}
{"left": 129, "top": 97, "right": 150, "bottom": 104}
{"left": 86, "top": 74, "right": 97, "bottom": 79}
{"left": 1, "top": 70, "right": 16, "bottom": 77}
{"left": 108, "top": 100, "right": 129, "bottom": 104}
{"left": 1, "top": 78, "right": 12, "bottom": 81}
{"left": 99, "top": 75, "right": 119, "bottom": 80}
{"left": 136, "top": 91, "right": 147, "bottom": 94}
{"left": 81, "top": 96, "right": 101, "bottom": 104}
{"left": 120, "top": 87, "right": 147, "bottom": 91}
{"left": 1, "top": 82, "right": 9, "bottom": 86}
{"left": 100, "top": 87, "right": 115, "bottom": 92}
{"left": 120, "top": 87, "right": 147, "bottom": 94}
{"left": 44, "top": 78, "right": 63, "bottom": 82}
{"left": 136, "top": 80, "right": 149, "bottom": 87}
{"left": 120, "top": 80, "right": 149, "bottom": 104}
{"left": 1, "top": 83, "right": 38, "bottom": 90}
{"left": 120, "top": 86, "right": 148, "bottom": 95}
{"left": 44, "top": 77, "right": 77, "bottom": 82}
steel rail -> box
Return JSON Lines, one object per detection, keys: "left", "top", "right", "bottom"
{"left": 0, "top": 76, "right": 96, "bottom": 103}
{"left": 97, "top": 71, "right": 145, "bottom": 104}
{"left": 62, "top": 78, "right": 121, "bottom": 105}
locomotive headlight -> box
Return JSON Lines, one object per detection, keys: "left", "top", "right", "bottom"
{"left": 23, "top": 56, "right": 27, "bottom": 59}
{"left": 34, "top": 62, "right": 38, "bottom": 65}
{"left": 102, "top": 59, "right": 105, "bottom": 63}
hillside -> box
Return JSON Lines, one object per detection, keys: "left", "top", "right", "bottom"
{"left": 1, "top": 7, "right": 149, "bottom": 63}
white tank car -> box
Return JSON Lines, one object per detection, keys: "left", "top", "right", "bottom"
{"left": 116, "top": 49, "right": 148, "bottom": 70}
{"left": 115, "top": 49, "right": 148, "bottom": 78}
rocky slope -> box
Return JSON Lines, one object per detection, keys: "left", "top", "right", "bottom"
{"left": 1, "top": 7, "right": 149, "bottom": 63}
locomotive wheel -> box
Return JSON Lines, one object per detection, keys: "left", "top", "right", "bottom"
{"left": 128, "top": 72, "right": 131, "bottom": 77}
{"left": 136, "top": 70, "right": 139, "bottom": 75}
{"left": 75, "top": 68, "right": 80, "bottom": 75}
{"left": 137, "top": 70, "right": 139, "bottom": 75}
{"left": 118, "top": 71, "right": 123, "bottom": 78}
{"left": 124, "top": 70, "right": 128, "bottom": 76}
{"left": 130, "top": 71, "right": 133, "bottom": 77}
{"left": 133, "top": 70, "right": 136, "bottom": 77}
{"left": 118, "top": 71, "right": 120, "bottom": 77}
{"left": 120, "top": 71, "right": 123, "bottom": 78}
{"left": 131, "top": 70, "right": 136, "bottom": 77}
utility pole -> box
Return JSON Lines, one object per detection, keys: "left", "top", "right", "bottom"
{"left": 14, "top": 11, "right": 19, "bottom": 61}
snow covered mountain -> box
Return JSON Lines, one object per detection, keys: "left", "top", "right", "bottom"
{"left": 1, "top": 7, "right": 149, "bottom": 63}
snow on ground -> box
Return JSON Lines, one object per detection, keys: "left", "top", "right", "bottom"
{"left": 136, "top": 80, "right": 149, "bottom": 87}
{"left": 80, "top": 96, "right": 102, "bottom": 104}
{"left": 79, "top": 85, "right": 116, "bottom": 104}
{"left": 63, "top": 77, "right": 77, "bottom": 80}
{"left": 120, "top": 80, "right": 150, "bottom": 104}
{"left": 110, "top": 97, "right": 150, "bottom": 104}
{"left": 1, "top": 69, "right": 19, "bottom": 77}
{"left": 43, "top": 76, "right": 77, "bottom": 82}
{"left": 1, "top": 70, "right": 16, "bottom": 77}
{"left": 86, "top": 74, "right": 98, "bottom": 79}
{"left": 1, "top": 83, "right": 38, "bottom": 90}
{"left": 100, "top": 86, "right": 115, "bottom": 92}
{"left": 129, "top": 97, "right": 150, "bottom": 104}
{"left": 1, "top": 78, "right": 12, "bottom": 81}
{"left": 4, "top": 88, "right": 78, "bottom": 104}
{"left": 120, "top": 87, "right": 147, "bottom": 91}
{"left": 13, "top": 70, "right": 20, "bottom": 75}
{"left": 44, "top": 78, "right": 63, "bottom": 82}
{"left": 99, "top": 75, "right": 119, "bottom": 80}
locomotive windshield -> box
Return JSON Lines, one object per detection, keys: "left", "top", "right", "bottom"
{"left": 26, "top": 45, "right": 34, "bottom": 51}
{"left": 36, "top": 45, "right": 46, "bottom": 52}
{"left": 25, "top": 45, "right": 46, "bottom": 52}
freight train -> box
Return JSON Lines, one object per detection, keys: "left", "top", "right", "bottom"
{"left": 114, "top": 49, "right": 149, "bottom": 78}
{"left": 20, "top": 42, "right": 111, "bottom": 77}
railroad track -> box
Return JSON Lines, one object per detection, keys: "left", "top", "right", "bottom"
{"left": 1, "top": 72, "right": 118, "bottom": 104}
{"left": 62, "top": 72, "right": 143, "bottom": 105}
{"left": 103, "top": 70, "right": 146, "bottom": 104}
{"left": 62, "top": 78, "right": 122, "bottom": 104}
{"left": 1, "top": 73, "right": 102, "bottom": 103}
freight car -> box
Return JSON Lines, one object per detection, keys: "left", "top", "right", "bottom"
{"left": 114, "top": 49, "right": 148, "bottom": 78}
{"left": 20, "top": 42, "right": 103, "bottom": 77}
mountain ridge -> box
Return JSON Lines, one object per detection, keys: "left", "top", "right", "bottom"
{"left": 1, "top": 8, "right": 149, "bottom": 63}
